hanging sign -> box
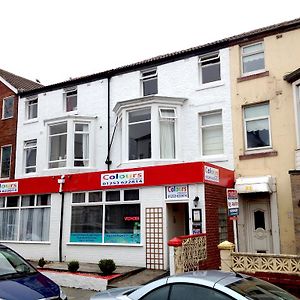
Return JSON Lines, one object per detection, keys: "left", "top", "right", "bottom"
{"left": 226, "top": 188, "right": 239, "bottom": 217}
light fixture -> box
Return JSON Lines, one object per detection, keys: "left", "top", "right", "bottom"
{"left": 193, "top": 196, "right": 199, "bottom": 207}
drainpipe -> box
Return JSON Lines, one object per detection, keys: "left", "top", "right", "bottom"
{"left": 105, "top": 76, "right": 112, "bottom": 170}
{"left": 58, "top": 175, "right": 65, "bottom": 262}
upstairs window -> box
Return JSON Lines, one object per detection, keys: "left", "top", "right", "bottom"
{"left": 199, "top": 52, "right": 221, "bottom": 84}
{"left": 141, "top": 69, "right": 158, "bottom": 96}
{"left": 200, "top": 111, "right": 223, "bottom": 156}
{"left": 74, "top": 123, "right": 89, "bottom": 167}
{"left": 159, "top": 108, "right": 176, "bottom": 159}
{"left": 244, "top": 103, "right": 271, "bottom": 150}
{"left": 128, "top": 108, "right": 151, "bottom": 160}
{"left": 49, "top": 122, "right": 67, "bottom": 168}
{"left": 2, "top": 96, "right": 14, "bottom": 119}
{"left": 26, "top": 97, "right": 38, "bottom": 120}
{"left": 0, "top": 145, "right": 12, "bottom": 178}
{"left": 24, "top": 139, "right": 37, "bottom": 174}
{"left": 241, "top": 42, "right": 265, "bottom": 75}
{"left": 64, "top": 87, "right": 77, "bottom": 112}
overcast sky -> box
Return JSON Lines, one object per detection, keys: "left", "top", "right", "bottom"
{"left": 1, "top": 0, "right": 300, "bottom": 85}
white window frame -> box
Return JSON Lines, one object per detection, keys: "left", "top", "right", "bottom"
{"left": 243, "top": 102, "right": 272, "bottom": 151}
{"left": 199, "top": 52, "right": 221, "bottom": 85}
{"left": 2, "top": 96, "right": 14, "bottom": 119}
{"left": 0, "top": 145, "right": 12, "bottom": 179}
{"left": 199, "top": 111, "right": 224, "bottom": 156}
{"left": 241, "top": 42, "right": 265, "bottom": 76}
{"left": 74, "top": 122, "right": 90, "bottom": 167}
{"left": 24, "top": 139, "right": 37, "bottom": 174}
{"left": 64, "top": 87, "right": 78, "bottom": 112}
{"left": 25, "top": 96, "right": 38, "bottom": 120}
{"left": 141, "top": 68, "right": 158, "bottom": 96}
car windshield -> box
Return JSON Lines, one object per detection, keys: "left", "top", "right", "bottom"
{"left": 227, "top": 276, "right": 298, "bottom": 300}
{"left": 0, "top": 247, "right": 36, "bottom": 278}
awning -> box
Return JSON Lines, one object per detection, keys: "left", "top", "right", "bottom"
{"left": 235, "top": 175, "right": 275, "bottom": 194}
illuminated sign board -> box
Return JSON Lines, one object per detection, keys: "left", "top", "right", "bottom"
{"left": 101, "top": 171, "right": 144, "bottom": 186}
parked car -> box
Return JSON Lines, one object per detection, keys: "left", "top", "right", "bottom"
{"left": 90, "top": 270, "right": 298, "bottom": 300}
{"left": 0, "top": 244, "right": 67, "bottom": 300}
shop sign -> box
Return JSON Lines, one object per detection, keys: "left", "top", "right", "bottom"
{"left": 165, "top": 185, "right": 189, "bottom": 200}
{"left": 101, "top": 171, "right": 144, "bottom": 186}
{"left": 70, "top": 233, "right": 102, "bottom": 243}
{"left": 0, "top": 182, "right": 18, "bottom": 193}
{"left": 204, "top": 166, "right": 219, "bottom": 182}
{"left": 227, "top": 188, "right": 239, "bottom": 217}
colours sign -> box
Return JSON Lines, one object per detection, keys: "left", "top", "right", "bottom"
{"left": 101, "top": 171, "right": 144, "bottom": 186}
{"left": 0, "top": 182, "right": 18, "bottom": 193}
{"left": 165, "top": 185, "right": 189, "bottom": 199}
{"left": 204, "top": 166, "right": 219, "bottom": 183}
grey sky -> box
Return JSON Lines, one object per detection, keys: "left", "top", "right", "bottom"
{"left": 1, "top": 0, "right": 300, "bottom": 85}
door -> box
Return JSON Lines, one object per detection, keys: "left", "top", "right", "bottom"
{"left": 247, "top": 200, "right": 273, "bottom": 253}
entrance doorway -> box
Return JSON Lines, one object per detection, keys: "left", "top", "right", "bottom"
{"left": 167, "top": 202, "right": 189, "bottom": 241}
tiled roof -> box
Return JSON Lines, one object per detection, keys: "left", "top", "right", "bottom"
{"left": 21, "top": 17, "right": 300, "bottom": 97}
{"left": 0, "top": 68, "right": 43, "bottom": 92}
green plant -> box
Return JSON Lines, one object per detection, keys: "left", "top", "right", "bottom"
{"left": 38, "top": 257, "right": 46, "bottom": 268}
{"left": 67, "top": 260, "right": 79, "bottom": 272}
{"left": 98, "top": 259, "right": 116, "bottom": 275}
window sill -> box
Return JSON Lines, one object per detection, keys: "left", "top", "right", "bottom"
{"left": 66, "top": 242, "right": 143, "bottom": 247}
{"left": 24, "top": 118, "right": 39, "bottom": 125}
{"left": 237, "top": 71, "right": 269, "bottom": 82}
{"left": 239, "top": 150, "right": 278, "bottom": 160}
{"left": 199, "top": 154, "right": 228, "bottom": 163}
{"left": 1, "top": 116, "right": 14, "bottom": 120}
{"left": 196, "top": 81, "right": 224, "bottom": 91}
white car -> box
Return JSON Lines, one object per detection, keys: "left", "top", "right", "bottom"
{"left": 90, "top": 270, "right": 298, "bottom": 300}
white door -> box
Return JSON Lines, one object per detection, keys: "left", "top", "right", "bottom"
{"left": 247, "top": 200, "right": 273, "bottom": 253}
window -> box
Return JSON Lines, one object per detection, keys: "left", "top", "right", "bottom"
{"left": 70, "top": 190, "right": 140, "bottom": 244}
{"left": 241, "top": 42, "right": 265, "bottom": 75}
{"left": 2, "top": 96, "right": 14, "bottom": 119}
{"left": 128, "top": 108, "right": 151, "bottom": 160}
{"left": 26, "top": 97, "right": 38, "bottom": 120}
{"left": 244, "top": 103, "right": 271, "bottom": 150}
{"left": 0, "top": 194, "right": 51, "bottom": 242}
{"left": 64, "top": 88, "right": 77, "bottom": 112}
{"left": 218, "top": 207, "right": 228, "bottom": 243}
{"left": 49, "top": 122, "right": 67, "bottom": 168}
{"left": 141, "top": 69, "right": 158, "bottom": 96}
{"left": 199, "top": 52, "right": 221, "bottom": 84}
{"left": 0, "top": 145, "right": 12, "bottom": 178}
{"left": 24, "top": 140, "right": 37, "bottom": 174}
{"left": 200, "top": 111, "right": 223, "bottom": 156}
{"left": 159, "top": 108, "right": 176, "bottom": 159}
{"left": 74, "top": 123, "right": 89, "bottom": 167}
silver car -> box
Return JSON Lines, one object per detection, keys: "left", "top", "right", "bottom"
{"left": 90, "top": 270, "right": 298, "bottom": 300}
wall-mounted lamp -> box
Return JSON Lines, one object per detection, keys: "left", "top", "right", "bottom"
{"left": 193, "top": 196, "right": 199, "bottom": 207}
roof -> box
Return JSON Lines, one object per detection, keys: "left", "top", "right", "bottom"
{"left": 284, "top": 67, "right": 300, "bottom": 83}
{"left": 20, "top": 17, "right": 300, "bottom": 97}
{"left": 0, "top": 68, "right": 43, "bottom": 92}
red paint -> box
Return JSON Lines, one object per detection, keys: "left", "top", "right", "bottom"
{"left": 0, "top": 162, "right": 234, "bottom": 196}
{"left": 168, "top": 233, "right": 206, "bottom": 247}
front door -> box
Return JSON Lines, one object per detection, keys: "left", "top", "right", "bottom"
{"left": 247, "top": 200, "right": 273, "bottom": 253}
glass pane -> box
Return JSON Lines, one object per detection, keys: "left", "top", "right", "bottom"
{"left": 89, "top": 192, "right": 102, "bottom": 202}
{"left": 243, "top": 43, "right": 263, "bottom": 54}
{"left": 73, "top": 193, "right": 85, "bottom": 203}
{"left": 202, "top": 113, "right": 222, "bottom": 126}
{"left": 129, "top": 122, "right": 151, "bottom": 160}
{"left": 75, "top": 124, "right": 88, "bottom": 132}
{"left": 50, "top": 123, "right": 67, "bottom": 135}
{"left": 128, "top": 109, "right": 151, "bottom": 123}
{"left": 0, "top": 197, "right": 4, "bottom": 207}
{"left": 66, "top": 91, "right": 77, "bottom": 112}
{"left": 244, "top": 104, "right": 269, "bottom": 119}
{"left": 106, "top": 191, "right": 120, "bottom": 202}
{"left": 21, "top": 195, "right": 35, "bottom": 206}
{"left": 160, "top": 119, "right": 175, "bottom": 159}
{"left": 142, "top": 69, "right": 157, "bottom": 77}
{"left": 246, "top": 119, "right": 270, "bottom": 148}
{"left": 74, "top": 133, "right": 89, "bottom": 165}
{"left": 25, "top": 148, "right": 36, "bottom": 172}
{"left": 37, "top": 194, "right": 51, "bottom": 206}
{"left": 202, "top": 126, "right": 223, "bottom": 155}
{"left": 7, "top": 196, "right": 19, "bottom": 207}
{"left": 142, "top": 286, "right": 170, "bottom": 300}
{"left": 104, "top": 204, "right": 140, "bottom": 244}
{"left": 160, "top": 108, "right": 175, "bottom": 118}
{"left": 70, "top": 206, "right": 103, "bottom": 243}
{"left": 254, "top": 210, "right": 265, "bottom": 230}
{"left": 143, "top": 78, "right": 158, "bottom": 96}
{"left": 124, "top": 189, "right": 139, "bottom": 201}
{"left": 28, "top": 100, "right": 38, "bottom": 119}
{"left": 49, "top": 135, "right": 67, "bottom": 161}
{"left": 19, "top": 208, "right": 50, "bottom": 241}
{"left": 202, "top": 63, "right": 221, "bottom": 84}
{"left": 1, "top": 146, "right": 11, "bottom": 178}
{"left": 3, "top": 97, "right": 14, "bottom": 118}
{"left": 243, "top": 52, "right": 264, "bottom": 73}
{"left": 0, "top": 209, "right": 18, "bottom": 240}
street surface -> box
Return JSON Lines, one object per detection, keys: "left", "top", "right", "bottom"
{"left": 63, "top": 287, "right": 96, "bottom": 300}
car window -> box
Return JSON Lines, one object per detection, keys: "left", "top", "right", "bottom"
{"left": 227, "top": 277, "right": 298, "bottom": 300}
{"left": 140, "top": 285, "right": 170, "bottom": 300}
{"left": 169, "top": 284, "right": 233, "bottom": 300}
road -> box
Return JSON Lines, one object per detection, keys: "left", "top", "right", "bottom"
{"left": 63, "top": 287, "right": 97, "bottom": 300}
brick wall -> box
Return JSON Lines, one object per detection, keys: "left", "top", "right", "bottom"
{"left": 0, "top": 82, "right": 17, "bottom": 179}
{"left": 200, "top": 184, "right": 234, "bottom": 269}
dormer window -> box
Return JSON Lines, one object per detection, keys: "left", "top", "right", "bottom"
{"left": 64, "top": 87, "right": 77, "bottom": 112}
{"left": 141, "top": 69, "right": 158, "bottom": 96}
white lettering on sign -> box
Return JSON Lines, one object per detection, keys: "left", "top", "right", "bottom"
{"left": 165, "top": 185, "right": 189, "bottom": 200}
{"left": 101, "top": 171, "right": 144, "bottom": 186}
{"left": 0, "top": 182, "right": 18, "bottom": 193}
{"left": 204, "top": 166, "right": 219, "bottom": 182}
{"left": 227, "top": 188, "right": 239, "bottom": 216}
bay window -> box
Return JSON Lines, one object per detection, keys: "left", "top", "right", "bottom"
{"left": 74, "top": 123, "right": 89, "bottom": 167}
{"left": 49, "top": 122, "right": 67, "bottom": 168}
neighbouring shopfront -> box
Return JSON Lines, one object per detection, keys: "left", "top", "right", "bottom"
{"left": 0, "top": 162, "right": 234, "bottom": 269}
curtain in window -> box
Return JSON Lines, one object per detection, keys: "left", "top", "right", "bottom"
{"left": 160, "top": 119, "right": 175, "bottom": 159}
{"left": 19, "top": 208, "right": 50, "bottom": 241}
{"left": 0, "top": 210, "right": 18, "bottom": 240}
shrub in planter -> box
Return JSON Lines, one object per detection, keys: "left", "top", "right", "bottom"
{"left": 38, "top": 257, "right": 47, "bottom": 268}
{"left": 67, "top": 260, "right": 79, "bottom": 272}
{"left": 98, "top": 259, "right": 116, "bottom": 275}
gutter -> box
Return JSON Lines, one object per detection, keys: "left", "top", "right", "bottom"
{"left": 105, "top": 77, "right": 112, "bottom": 170}
{"left": 58, "top": 175, "right": 65, "bottom": 262}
